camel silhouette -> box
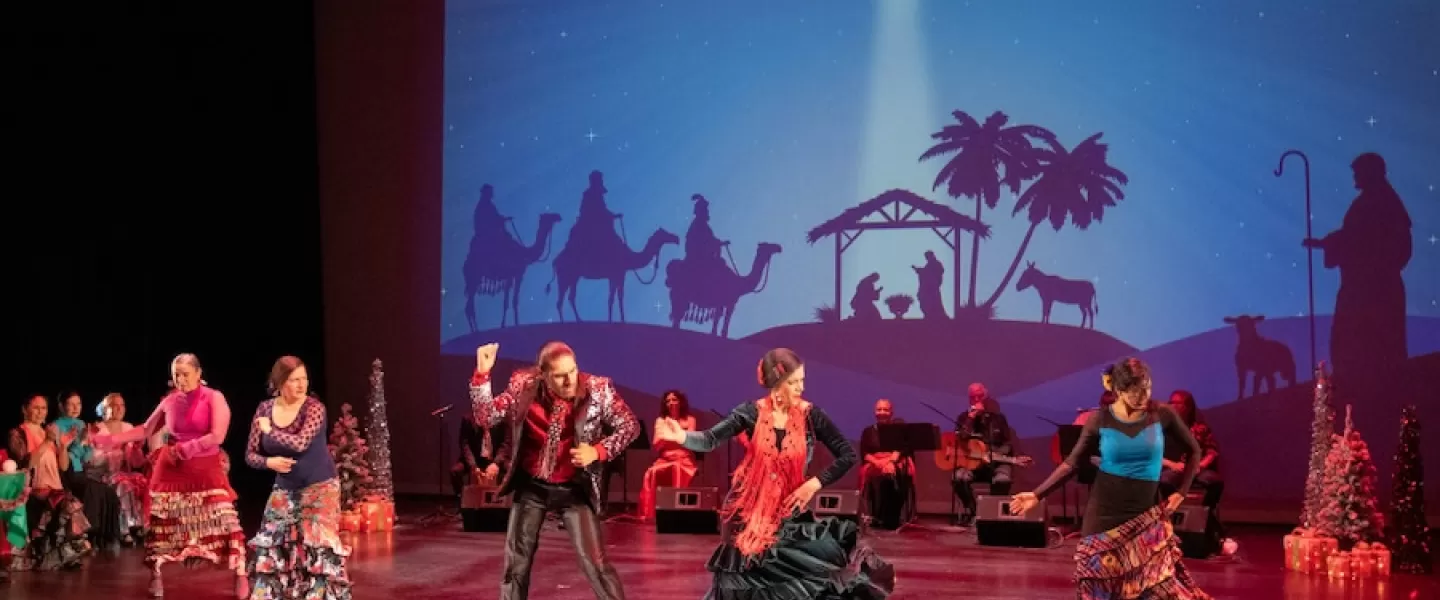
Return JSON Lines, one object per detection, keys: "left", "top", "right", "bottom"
{"left": 547, "top": 228, "right": 679, "bottom": 323}
{"left": 666, "top": 242, "right": 782, "bottom": 338}
{"left": 462, "top": 212, "right": 563, "bottom": 331}
{"left": 1016, "top": 262, "right": 1098, "bottom": 329}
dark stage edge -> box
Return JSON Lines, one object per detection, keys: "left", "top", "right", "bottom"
{"left": 5, "top": 519, "right": 1434, "bottom": 599}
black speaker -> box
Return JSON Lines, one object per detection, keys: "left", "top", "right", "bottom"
{"left": 974, "top": 494, "right": 1049, "bottom": 548}
{"left": 1170, "top": 504, "right": 1216, "bottom": 558}
{"left": 809, "top": 490, "right": 861, "bottom": 523}
{"left": 461, "top": 485, "right": 511, "bottom": 532}
{"left": 655, "top": 486, "right": 719, "bottom": 534}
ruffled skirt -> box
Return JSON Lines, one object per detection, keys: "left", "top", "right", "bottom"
{"left": 704, "top": 513, "right": 894, "bottom": 600}
{"left": 1075, "top": 505, "right": 1212, "bottom": 599}
{"left": 23, "top": 492, "right": 93, "bottom": 571}
{"left": 247, "top": 478, "right": 352, "bottom": 600}
{"left": 147, "top": 449, "right": 246, "bottom": 571}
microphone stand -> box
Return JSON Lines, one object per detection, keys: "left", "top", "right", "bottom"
{"left": 419, "top": 405, "right": 459, "bottom": 526}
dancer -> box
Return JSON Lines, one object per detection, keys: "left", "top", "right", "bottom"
{"left": 93, "top": 353, "right": 247, "bottom": 598}
{"left": 470, "top": 341, "right": 638, "bottom": 600}
{"left": 654, "top": 348, "right": 894, "bottom": 599}
{"left": 1009, "top": 357, "right": 1209, "bottom": 599}
{"left": 245, "top": 356, "right": 351, "bottom": 599}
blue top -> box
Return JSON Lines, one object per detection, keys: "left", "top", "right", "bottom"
{"left": 54, "top": 417, "right": 92, "bottom": 472}
{"left": 1097, "top": 420, "right": 1165, "bottom": 482}
{"left": 245, "top": 397, "right": 336, "bottom": 491}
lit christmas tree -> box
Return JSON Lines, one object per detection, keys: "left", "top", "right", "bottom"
{"left": 1315, "top": 405, "right": 1384, "bottom": 546}
{"left": 1388, "top": 405, "right": 1432, "bottom": 574}
{"left": 1301, "top": 363, "right": 1335, "bottom": 529}
{"left": 364, "top": 358, "right": 394, "bottom": 502}
{"left": 327, "top": 403, "right": 373, "bottom": 511}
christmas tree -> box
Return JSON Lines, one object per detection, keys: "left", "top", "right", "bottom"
{"left": 364, "top": 358, "right": 394, "bottom": 502}
{"left": 1315, "top": 405, "right": 1384, "bottom": 546}
{"left": 327, "top": 403, "right": 374, "bottom": 511}
{"left": 1388, "top": 405, "right": 1432, "bottom": 574}
{"left": 1301, "top": 363, "right": 1335, "bottom": 529}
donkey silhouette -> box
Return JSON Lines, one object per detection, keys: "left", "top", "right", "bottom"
{"left": 1222, "top": 314, "right": 1296, "bottom": 400}
{"left": 1016, "top": 262, "right": 1098, "bottom": 329}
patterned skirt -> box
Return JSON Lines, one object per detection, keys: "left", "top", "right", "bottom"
{"left": 247, "top": 478, "right": 352, "bottom": 600}
{"left": 704, "top": 513, "right": 894, "bottom": 600}
{"left": 1074, "top": 505, "right": 1212, "bottom": 600}
{"left": 24, "top": 492, "right": 93, "bottom": 571}
{"left": 146, "top": 448, "right": 246, "bottom": 571}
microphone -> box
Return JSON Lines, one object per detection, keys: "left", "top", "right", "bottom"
{"left": 430, "top": 404, "right": 453, "bottom": 417}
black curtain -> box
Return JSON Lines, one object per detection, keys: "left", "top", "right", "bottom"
{"left": 7, "top": 1, "right": 322, "bottom": 532}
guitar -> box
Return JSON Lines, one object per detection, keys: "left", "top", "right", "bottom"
{"left": 935, "top": 432, "right": 1034, "bottom": 471}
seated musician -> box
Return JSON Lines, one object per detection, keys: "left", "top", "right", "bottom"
{"left": 1161, "top": 389, "right": 1226, "bottom": 552}
{"left": 952, "top": 383, "right": 1027, "bottom": 526}
{"left": 451, "top": 412, "right": 507, "bottom": 496}
{"left": 859, "top": 399, "right": 914, "bottom": 530}
{"left": 638, "top": 389, "right": 698, "bottom": 520}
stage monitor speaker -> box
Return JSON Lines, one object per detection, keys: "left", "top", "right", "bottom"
{"left": 809, "top": 490, "right": 861, "bottom": 523}
{"left": 461, "top": 485, "right": 511, "bottom": 532}
{"left": 1170, "top": 504, "right": 1216, "bottom": 558}
{"left": 975, "top": 494, "right": 1049, "bottom": 548}
{"left": 655, "top": 486, "right": 719, "bottom": 534}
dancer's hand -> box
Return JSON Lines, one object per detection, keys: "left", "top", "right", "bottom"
{"left": 476, "top": 343, "right": 499, "bottom": 375}
{"left": 570, "top": 443, "right": 599, "bottom": 467}
{"left": 257, "top": 416, "right": 272, "bottom": 434}
{"left": 266, "top": 457, "right": 295, "bottom": 473}
{"left": 654, "top": 418, "right": 686, "bottom": 444}
{"left": 1165, "top": 493, "right": 1184, "bottom": 512}
{"left": 784, "top": 478, "right": 822, "bottom": 514}
{"left": 1009, "top": 492, "right": 1039, "bottom": 515}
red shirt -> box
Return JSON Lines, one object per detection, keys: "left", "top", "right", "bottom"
{"left": 472, "top": 370, "right": 607, "bottom": 484}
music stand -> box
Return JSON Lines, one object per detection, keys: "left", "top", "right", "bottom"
{"left": 876, "top": 423, "right": 940, "bottom": 532}
{"left": 1054, "top": 424, "right": 1088, "bottom": 527}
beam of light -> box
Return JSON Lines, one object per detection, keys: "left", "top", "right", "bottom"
{"left": 850, "top": 0, "right": 947, "bottom": 316}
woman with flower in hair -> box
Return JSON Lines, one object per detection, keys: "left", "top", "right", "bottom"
{"left": 245, "top": 355, "right": 351, "bottom": 600}
{"left": 1009, "top": 357, "right": 1211, "bottom": 599}
{"left": 92, "top": 353, "right": 248, "bottom": 598}
{"left": 654, "top": 348, "right": 893, "bottom": 599}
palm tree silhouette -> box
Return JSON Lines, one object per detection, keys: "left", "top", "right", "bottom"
{"left": 920, "top": 110, "right": 1053, "bottom": 308}
{"left": 981, "top": 132, "right": 1129, "bottom": 309}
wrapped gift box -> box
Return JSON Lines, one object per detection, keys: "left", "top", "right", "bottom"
{"left": 1283, "top": 528, "right": 1338, "bottom": 573}
{"left": 358, "top": 499, "right": 395, "bottom": 532}
{"left": 1348, "top": 542, "right": 1391, "bottom": 577}
{"left": 339, "top": 510, "right": 363, "bottom": 532}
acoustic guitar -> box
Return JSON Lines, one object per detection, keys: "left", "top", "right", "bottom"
{"left": 935, "top": 432, "right": 1034, "bottom": 471}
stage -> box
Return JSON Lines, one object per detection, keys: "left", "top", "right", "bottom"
{"left": 5, "top": 513, "right": 1434, "bottom": 599}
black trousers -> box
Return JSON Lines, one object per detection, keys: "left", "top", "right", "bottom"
{"left": 501, "top": 475, "right": 626, "bottom": 600}
{"left": 951, "top": 464, "right": 1012, "bottom": 516}
{"left": 863, "top": 473, "right": 912, "bottom": 530}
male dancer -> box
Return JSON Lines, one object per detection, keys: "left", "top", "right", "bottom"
{"left": 470, "top": 341, "right": 638, "bottom": 600}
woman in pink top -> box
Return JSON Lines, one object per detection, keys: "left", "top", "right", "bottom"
{"left": 94, "top": 353, "right": 248, "bottom": 599}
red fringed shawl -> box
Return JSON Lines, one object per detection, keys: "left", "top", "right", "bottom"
{"left": 723, "top": 396, "right": 809, "bottom": 558}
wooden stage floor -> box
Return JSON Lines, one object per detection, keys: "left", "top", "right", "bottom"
{"left": 5, "top": 516, "right": 1435, "bottom": 599}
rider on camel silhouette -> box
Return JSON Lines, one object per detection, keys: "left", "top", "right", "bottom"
{"left": 682, "top": 194, "right": 732, "bottom": 282}
{"left": 472, "top": 184, "right": 514, "bottom": 243}
{"left": 563, "top": 170, "right": 628, "bottom": 262}
{"left": 1303, "top": 152, "right": 1412, "bottom": 392}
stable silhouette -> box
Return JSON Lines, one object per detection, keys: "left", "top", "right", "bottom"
{"left": 1015, "top": 262, "right": 1098, "bottom": 329}
{"left": 1303, "top": 152, "right": 1413, "bottom": 393}
{"left": 1222, "top": 315, "right": 1296, "bottom": 400}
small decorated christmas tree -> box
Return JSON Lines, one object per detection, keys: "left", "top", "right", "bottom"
{"left": 1315, "top": 405, "right": 1384, "bottom": 546}
{"left": 328, "top": 403, "right": 374, "bottom": 511}
{"left": 364, "top": 358, "right": 395, "bottom": 502}
{"left": 1388, "top": 405, "right": 1432, "bottom": 574}
{"left": 1301, "top": 363, "right": 1335, "bottom": 529}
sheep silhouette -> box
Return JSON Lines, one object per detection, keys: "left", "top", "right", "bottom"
{"left": 1223, "top": 315, "right": 1296, "bottom": 400}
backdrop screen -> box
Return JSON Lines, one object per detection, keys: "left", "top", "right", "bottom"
{"left": 439, "top": 1, "right": 1439, "bottom": 512}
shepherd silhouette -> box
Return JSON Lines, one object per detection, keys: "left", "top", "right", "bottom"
{"left": 1303, "top": 152, "right": 1412, "bottom": 392}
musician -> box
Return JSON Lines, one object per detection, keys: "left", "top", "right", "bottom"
{"left": 1161, "top": 390, "right": 1226, "bottom": 555}
{"left": 858, "top": 399, "right": 914, "bottom": 530}
{"left": 951, "top": 383, "right": 1020, "bottom": 526}
{"left": 452, "top": 412, "right": 508, "bottom": 496}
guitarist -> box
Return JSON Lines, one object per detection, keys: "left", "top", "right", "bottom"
{"left": 951, "top": 383, "right": 1023, "bottom": 526}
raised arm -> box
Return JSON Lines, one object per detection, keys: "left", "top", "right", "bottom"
{"left": 244, "top": 401, "right": 271, "bottom": 470}
{"left": 265, "top": 399, "right": 326, "bottom": 454}
{"left": 470, "top": 371, "right": 526, "bottom": 429}
{"left": 810, "top": 408, "right": 857, "bottom": 487}
{"left": 1160, "top": 407, "right": 1201, "bottom": 497}
{"left": 592, "top": 378, "right": 639, "bottom": 462}
{"left": 1032, "top": 411, "right": 1102, "bottom": 499}
{"left": 682, "top": 403, "right": 758, "bottom": 453}
{"left": 175, "top": 390, "right": 232, "bottom": 460}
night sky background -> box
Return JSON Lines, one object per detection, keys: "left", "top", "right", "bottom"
{"left": 440, "top": 0, "right": 1438, "bottom": 350}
